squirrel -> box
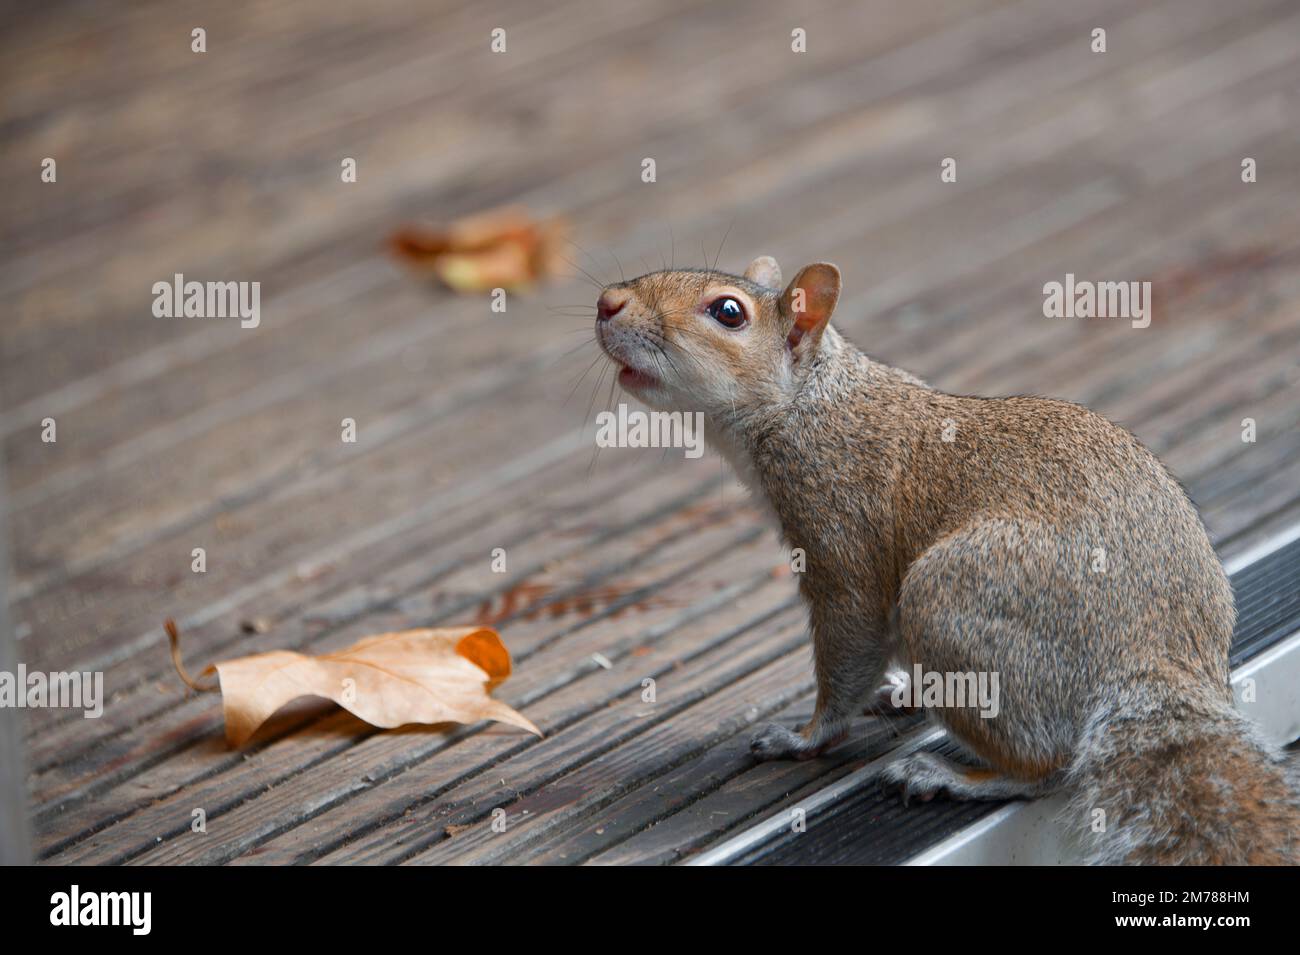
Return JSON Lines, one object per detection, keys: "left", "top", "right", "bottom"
{"left": 593, "top": 255, "right": 1299, "bottom": 865}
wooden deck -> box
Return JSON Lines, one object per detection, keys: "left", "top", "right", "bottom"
{"left": 4, "top": 0, "right": 1300, "bottom": 864}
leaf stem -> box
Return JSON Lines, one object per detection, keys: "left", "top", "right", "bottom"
{"left": 165, "top": 618, "right": 218, "bottom": 692}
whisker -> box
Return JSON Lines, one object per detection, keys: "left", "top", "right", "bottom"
{"left": 557, "top": 336, "right": 598, "bottom": 360}
{"left": 605, "top": 359, "right": 620, "bottom": 411}
{"left": 712, "top": 219, "right": 734, "bottom": 273}
{"left": 588, "top": 364, "right": 620, "bottom": 477}
{"left": 647, "top": 334, "right": 683, "bottom": 379}
{"left": 556, "top": 251, "right": 606, "bottom": 292}
{"left": 565, "top": 237, "right": 611, "bottom": 284}
{"left": 583, "top": 361, "right": 610, "bottom": 436}
{"left": 578, "top": 367, "right": 603, "bottom": 474}
{"left": 640, "top": 319, "right": 711, "bottom": 380}
{"left": 563, "top": 351, "right": 604, "bottom": 405}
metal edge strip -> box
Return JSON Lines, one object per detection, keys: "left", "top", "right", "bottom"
{"left": 1222, "top": 520, "right": 1300, "bottom": 575}
{"left": 684, "top": 725, "right": 948, "bottom": 866}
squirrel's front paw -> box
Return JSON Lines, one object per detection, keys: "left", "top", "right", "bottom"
{"left": 750, "top": 721, "right": 846, "bottom": 761}
{"left": 749, "top": 722, "right": 804, "bottom": 761}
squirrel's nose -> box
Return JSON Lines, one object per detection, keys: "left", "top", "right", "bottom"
{"left": 596, "top": 289, "right": 629, "bottom": 322}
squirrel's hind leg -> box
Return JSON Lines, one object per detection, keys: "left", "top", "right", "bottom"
{"left": 881, "top": 751, "right": 1058, "bottom": 805}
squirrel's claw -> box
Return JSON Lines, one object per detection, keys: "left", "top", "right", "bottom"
{"left": 895, "top": 778, "right": 936, "bottom": 808}
{"left": 881, "top": 752, "right": 952, "bottom": 806}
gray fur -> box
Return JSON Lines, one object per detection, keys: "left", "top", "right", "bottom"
{"left": 596, "top": 262, "right": 1300, "bottom": 864}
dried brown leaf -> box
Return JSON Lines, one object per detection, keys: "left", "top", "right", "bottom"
{"left": 169, "top": 623, "right": 541, "bottom": 747}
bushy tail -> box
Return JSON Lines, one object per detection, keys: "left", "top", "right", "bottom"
{"left": 1067, "top": 682, "right": 1299, "bottom": 865}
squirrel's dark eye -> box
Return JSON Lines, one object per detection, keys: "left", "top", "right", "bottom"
{"left": 708, "top": 296, "right": 747, "bottom": 329}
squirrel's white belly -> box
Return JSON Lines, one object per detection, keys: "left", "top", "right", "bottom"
{"left": 704, "top": 422, "right": 783, "bottom": 531}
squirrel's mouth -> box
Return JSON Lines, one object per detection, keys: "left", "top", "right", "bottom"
{"left": 596, "top": 325, "right": 661, "bottom": 392}
{"left": 616, "top": 365, "right": 658, "bottom": 390}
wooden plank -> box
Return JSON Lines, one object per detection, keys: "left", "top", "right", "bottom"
{"left": 1, "top": 0, "right": 986, "bottom": 403}
{"left": 10, "top": 0, "right": 1237, "bottom": 639}
{"left": 22, "top": 104, "right": 1206, "bottom": 764}
{"left": 304, "top": 607, "right": 814, "bottom": 866}
{"left": 31, "top": 473, "right": 760, "bottom": 817}
{"left": 10, "top": 0, "right": 1076, "bottom": 670}
{"left": 0, "top": 0, "right": 1274, "bottom": 423}
{"left": 50, "top": 528, "right": 794, "bottom": 862}
{"left": 1219, "top": 499, "right": 1300, "bottom": 562}
{"left": 394, "top": 647, "right": 817, "bottom": 866}
{"left": 0, "top": 0, "right": 752, "bottom": 464}
{"left": 16, "top": 365, "right": 629, "bottom": 670}
{"left": 541, "top": 704, "right": 925, "bottom": 865}
{"left": 20, "top": 452, "right": 687, "bottom": 767}
{"left": 0, "top": 0, "right": 1097, "bottom": 579}
{"left": 0, "top": 0, "right": 1118, "bottom": 444}
{"left": 185, "top": 590, "right": 808, "bottom": 866}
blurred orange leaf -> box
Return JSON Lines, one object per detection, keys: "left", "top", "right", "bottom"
{"left": 389, "top": 205, "right": 568, "bottom": 292}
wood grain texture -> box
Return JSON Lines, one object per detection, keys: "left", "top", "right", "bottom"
{"left": 4, "top": 0, "right": 1297, "bottom": 863}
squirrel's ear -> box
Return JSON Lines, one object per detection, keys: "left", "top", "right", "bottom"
{"left": 781, "top": 263, "right": 841, "bottom": 358}
{"left": 743, "top": 255, "right": 783, "bottom": 289}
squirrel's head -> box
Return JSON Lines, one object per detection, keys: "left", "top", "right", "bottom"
{"left": 594, "top": 256, "right": 841, "bottom": 419}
